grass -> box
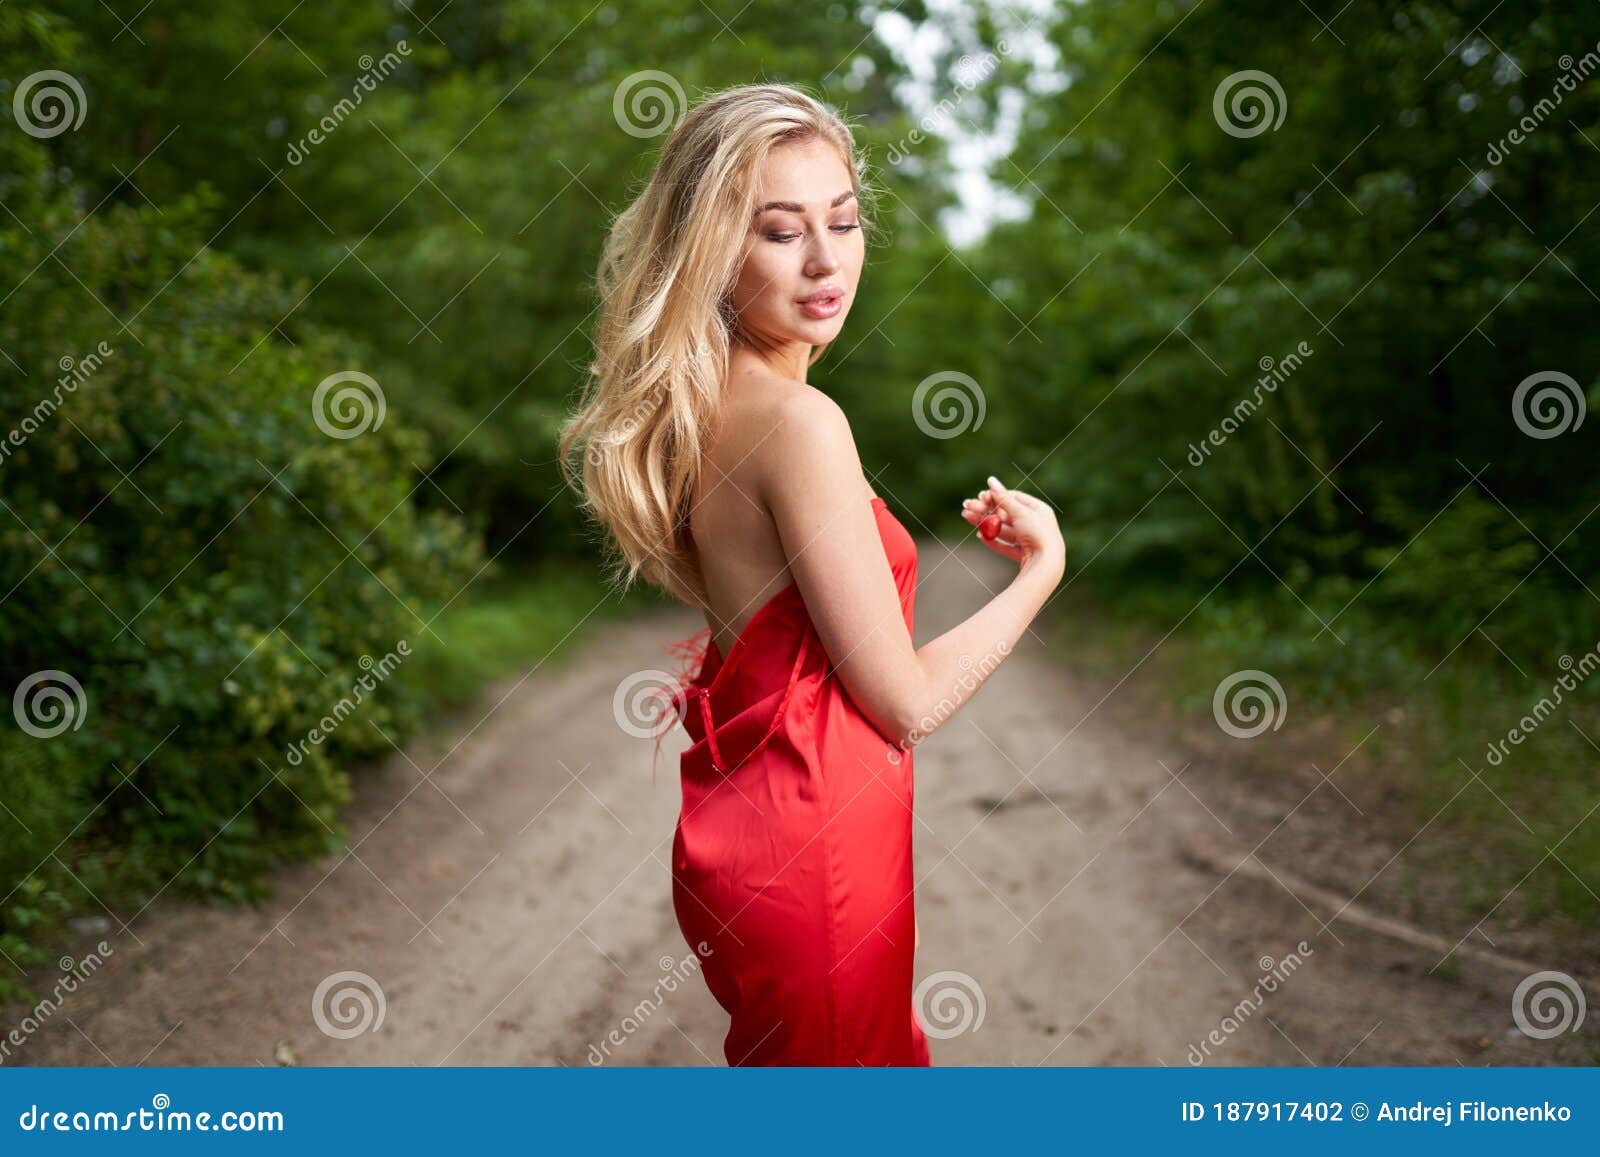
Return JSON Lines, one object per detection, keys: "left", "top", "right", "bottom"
{"left": 0, "top": 563, "right": 640, "bottom": 1008}
{"left": 1047, "top": 572, "right": 1600, "bottom": 941}
{"left": 408, "top": 561, "right": 656, "bottom": 709}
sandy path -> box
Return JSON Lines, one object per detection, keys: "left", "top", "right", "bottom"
{"left": 9, "top": 535, "right": 1581, "bottom": 1068}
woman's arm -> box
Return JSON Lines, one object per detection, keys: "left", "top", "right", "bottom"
{"left": 899, "top": 528, "right": 1062, "bottom": 750}
{"left": 760, "top": 387, "right": 1065, "bottom": 750}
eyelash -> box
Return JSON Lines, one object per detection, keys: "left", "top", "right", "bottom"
{"left": 764, "top": 224, "right": 862, "bottom": 243}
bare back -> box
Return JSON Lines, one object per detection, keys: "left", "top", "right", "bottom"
{"left": 690, "top": 374, "right": 872, "bottom": 657}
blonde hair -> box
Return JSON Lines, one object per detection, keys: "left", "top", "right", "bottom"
{"left": 558, "top": 81, "right": 877, "bottom": 609}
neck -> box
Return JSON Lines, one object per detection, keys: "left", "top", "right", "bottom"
{"left": 729, "top": 333, "right": 812, "bottom": 383}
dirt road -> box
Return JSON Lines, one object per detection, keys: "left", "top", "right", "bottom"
{"left": 10, "top": 533, "right": 1590, "bottom": 1067}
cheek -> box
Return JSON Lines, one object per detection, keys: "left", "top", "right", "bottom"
{"left": 732, "top": 246, "right": 792, "bottom": 311}
{"left": 848, "top": 232, "right": 867, "bottom": 276}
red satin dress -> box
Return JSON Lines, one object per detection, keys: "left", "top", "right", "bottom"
{"left": 665, "top": 495, "right": 931, "bottom": 1066}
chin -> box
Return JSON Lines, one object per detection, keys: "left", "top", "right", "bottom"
{"left": 801, "top": 314, "right": 848, "bottom": 340}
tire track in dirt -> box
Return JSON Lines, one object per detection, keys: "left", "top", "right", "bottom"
{"left": 10, "top": 536, "right": 1588, "bottom": 1066}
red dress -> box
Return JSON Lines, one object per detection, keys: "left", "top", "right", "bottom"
{"left": 666, "top": 495, "right": 931, "bottom": 1066}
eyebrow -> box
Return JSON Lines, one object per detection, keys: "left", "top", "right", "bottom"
{"left": 754, "top": 189, "right": 857, "bottom": 215}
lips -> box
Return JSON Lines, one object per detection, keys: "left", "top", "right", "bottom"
{"left": 797, "top": 285, "right": 845, "bottom": 320}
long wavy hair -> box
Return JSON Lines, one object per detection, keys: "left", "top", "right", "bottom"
{"left": 558, "top": 82, "right": 878, "bottom": 610}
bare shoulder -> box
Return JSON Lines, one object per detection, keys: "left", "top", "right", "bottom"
{"left": 771, "top": 381, "right": 849, "bottom": 433}
{"left": 752, "top": 382, "right": 866, "bottom": 511}
{"left": 730, "top": 373, "right": 840, "bottom": 430}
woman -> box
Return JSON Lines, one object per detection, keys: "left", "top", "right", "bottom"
{"left": 560, "top": 83, "right": 1065, "bottom": 1065}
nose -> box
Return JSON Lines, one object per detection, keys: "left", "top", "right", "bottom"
{"left": 804, "top": 231, "right": 842, "bottom": 278}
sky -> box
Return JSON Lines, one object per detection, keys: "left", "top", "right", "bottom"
{"left": 866, "top": 0, "right": 1070, "bottom": 247}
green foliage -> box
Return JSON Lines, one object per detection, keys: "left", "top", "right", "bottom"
{"left": 0, "top": 8, "right": 490, "bottom": 1000}
{"left": 821, "top": 0, "right": 1600, "bottom": 932}
{"left": 4, "top": 0, "right": 1597, "bottom": 996}
{"left": 0, "top": 0, "right": 924, "bottom": 1003}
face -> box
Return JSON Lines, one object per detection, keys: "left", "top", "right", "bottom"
{"left": 727, "top": 137, "right": 864, "bottom": 354}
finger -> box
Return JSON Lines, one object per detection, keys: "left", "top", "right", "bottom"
{"left": 987, "top": 478, "right": 1028, "bottom": 517}
{"left": 991, "top": 477, "right": 1046, "bottom": 514}
{"left": 992, "top": 492, "right": 1026, "bottom": 518}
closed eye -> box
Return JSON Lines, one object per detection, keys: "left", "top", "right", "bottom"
{"left": 764, "top": 224, "right": 863, "bottom": 243}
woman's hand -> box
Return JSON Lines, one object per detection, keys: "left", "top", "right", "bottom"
{"left": 961, "top": 474, "right": 1065, "bottom": 576}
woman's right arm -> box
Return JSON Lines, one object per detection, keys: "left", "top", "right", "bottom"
{"left": 901, "top": 479, "right": 1065, "bottom": 750}
{"left": 761, "top": 388, "right": 1065, "bottom": 752}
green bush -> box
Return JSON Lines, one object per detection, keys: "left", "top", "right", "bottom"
{"left": 0, "top": 147, "right": 482, "bottom": 995}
